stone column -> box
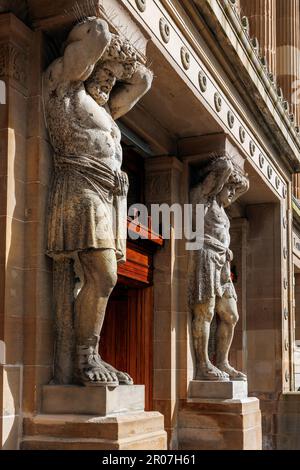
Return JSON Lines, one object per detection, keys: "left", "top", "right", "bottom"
{"left": 276, "top": 0, "right": 300, "bottom": 123}
{"left": 246, "top": 203, "right": 285, "bottom": 448}
{"left": 145, "top": 156, "right": 184, "bottom": 448}
{"left": 240, "top": 0, "right": 277, "bottom": 76}
{"left": 0, "top": 13, "right": 33, "bottom": 449}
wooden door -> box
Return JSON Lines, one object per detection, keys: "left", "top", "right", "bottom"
{"left": 100, "top": 285, "right": 153, "bottom": 411}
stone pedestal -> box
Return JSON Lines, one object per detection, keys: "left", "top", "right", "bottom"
{"left": 188, "top": 380, "right": 248, "bottom": 399}
{"left": 42, "top": 384, "right": 145, "bottom": 415}
{"left": 178, "top": 381, "right": 262, "bottom": 450}
{"left": 21, "top": 385, "right": 167, "bottom": 450}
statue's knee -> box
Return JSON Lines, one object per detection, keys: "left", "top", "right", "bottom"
{"left": 193, "top": 306, "right": 214, "bottom": 326}
{"left": 232, "top": 311, "right": 239, "bottom": 325}
{"left": 104, "top": 270, "right": 118, "bottom": 293}
{"left": 227, "top": 310, "right": 239, "bottom": 325}
{"left": 89, "top": 268, "right": 117, "bottom": 295}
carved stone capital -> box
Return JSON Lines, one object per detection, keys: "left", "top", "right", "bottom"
{"left": 0, "top": 13, "right": 32, "bottom": 94}
{"left": 145, "top": 157, "right": 183, "bottom": 204}
{"left": 0, "top": 42, "right": 28, "bottom": 89}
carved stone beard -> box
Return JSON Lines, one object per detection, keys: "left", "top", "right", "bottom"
{"left": 85, "top": 78, "right": 114, "bottom": 106}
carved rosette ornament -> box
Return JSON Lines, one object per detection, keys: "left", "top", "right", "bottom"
{"left": 181, "top": 46, "right": 190, "bottom": 70}
{"left": 214, "top": 92, "right": 222, "bottom": 112}
{"left": 159, "top": 18, "right": 170, "bottom": 44}
{"left": 239, "top": 126, "right": 246, "bottom": 143}
{"left": 227, "top": 110, "right": 235, "bottom": 129}
{"left": 198, "top": 70, "right": 207, "bottom": 92}
{"left": 259, "top": 153, "right": 265, "bottom": 168}
{"left": 267, "top": 165, "right": 273, "bottom": 179}
{"left": 135, "top": 0, "right": 147, "bottom": 12}
{"left": 249, "top": 140, "right": 256, "bottom": 156}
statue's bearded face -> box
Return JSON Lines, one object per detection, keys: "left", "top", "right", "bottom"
{"left": 86, "top": 60, "right": 136, "bottom": 106}
{"left": 85, "top": 61, "right": 120, "bottom": 105}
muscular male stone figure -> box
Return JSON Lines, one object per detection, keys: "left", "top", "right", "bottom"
{"left": 43, "top": 17, "right": 153, "bottom": 386}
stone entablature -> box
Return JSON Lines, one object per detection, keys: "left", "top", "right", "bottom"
{"left": 123, "top": 0, "right": 287, "bottom": 200}
{"left": 134, "top": 0, "right": 299, "bottom": 170}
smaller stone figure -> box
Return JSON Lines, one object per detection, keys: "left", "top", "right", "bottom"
{"left": 189, "top": 155, "right": 249, "bottom": 381}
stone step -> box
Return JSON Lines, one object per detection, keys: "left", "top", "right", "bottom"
{"left": 23, "top": 411, "right": 165, "bottom": 441}
{"left": 21, "top": 430, "right": 167, "bottom": 450}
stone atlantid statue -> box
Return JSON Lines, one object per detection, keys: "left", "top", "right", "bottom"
{"left": 189, "top": 155, "right": 249, "bottom": 381}
{"left": 43, "top": 17, "right": 153, "bottom": 386}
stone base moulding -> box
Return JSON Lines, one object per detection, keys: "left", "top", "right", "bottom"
{"left": 21, "top": 385, "right": 167, "bottom": 450}
{"left": 178, "top": 398, "right": 262, "bottom": 450}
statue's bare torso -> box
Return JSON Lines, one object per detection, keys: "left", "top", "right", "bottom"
{"left": 45, "top": 81, "right": 122, "bottom": 172}
{"left": 204, "top": 198, "right": 230, "bottom": 248}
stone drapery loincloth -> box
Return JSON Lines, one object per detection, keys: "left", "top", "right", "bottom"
{"left": 46, "top": 154, "right": 128, "bottom": 263}
{"left": 189, "top": 235, "right": 237, "bottom": 305}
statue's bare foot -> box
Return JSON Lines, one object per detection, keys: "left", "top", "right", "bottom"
{"left": 99, "top": 358, "right": 134, "bottom": 385}
{"left": 217, "top": 362, "right": 247, "bottom": 381}
{"left": 76, "top": 346, "right": 119, "bottom": 387}
{"left": 196, "top": 363, "right": 229, "bottom": 381}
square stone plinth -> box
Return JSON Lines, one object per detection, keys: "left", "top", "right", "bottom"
{"left": 179, "top": 397, "right": 262, "bottom": 450}
{"left": 188, "top": 380, "right": 248, "bottom": 399}
{"left": 22, "top": 412, "right": 167, "bottom": 450}
{"left": 42, "top": 385, "right": 144, "bottom": 416}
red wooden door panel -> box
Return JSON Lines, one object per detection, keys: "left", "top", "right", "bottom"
{"left": 100, "top": 285, "right": 153, "bottom": 411}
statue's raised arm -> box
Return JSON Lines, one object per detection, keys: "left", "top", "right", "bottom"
{"left": 44, "top": 17, "right": 112, "bottom": 89}
{"left": 190, "top": 155, "right": 234, "bottom": 205}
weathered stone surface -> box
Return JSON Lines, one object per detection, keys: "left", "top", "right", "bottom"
{"left": 188, "top": 380, "right": 248, "bottom": 399}
{"left": 42, "top": 384, "right": 145, "bottom": 416}
{"left": 189, "top": 155, "right": 249, "bottom": 381}
{"left": 22, "top": 412, "right": 167, "bottom": 450}
{"left": 178, "top": 397, "right": 262, "bottom": 450}
{"left": 43, "top": 16, "right": 152, "bottom": 387}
